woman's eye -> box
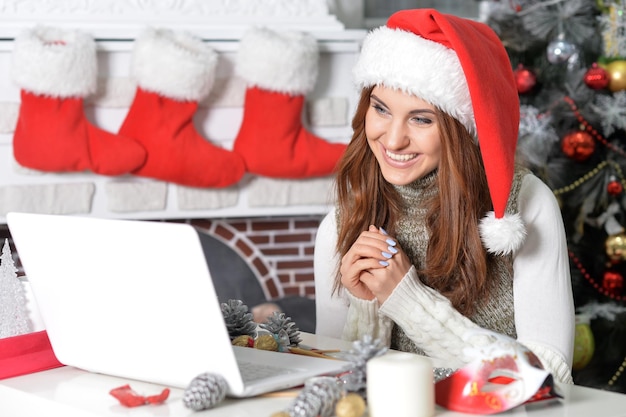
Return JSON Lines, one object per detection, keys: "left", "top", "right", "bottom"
{"left": 372, "top": 104, "right": 388, "bottom": 114}
{"left": 412, "top": 116, "right": 433, "bottom": 125}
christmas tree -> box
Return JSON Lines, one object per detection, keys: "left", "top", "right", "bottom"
{"left": 483, "top": 0, "right": 626, "bottom": 392}
{"left": 0, "top": 238, "right": 31, "bottom": 338}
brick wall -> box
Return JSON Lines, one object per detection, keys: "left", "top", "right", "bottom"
{"left": 1, "top": 214, "right": 326, "bottom": 302}
{"left": 189, "top": 215, "right": 325, "bottom": 300}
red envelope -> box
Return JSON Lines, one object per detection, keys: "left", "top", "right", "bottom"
{"left": 0, "top": 330, "right": 64, "bottom": 380}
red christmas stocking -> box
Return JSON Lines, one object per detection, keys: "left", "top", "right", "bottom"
{"left": 11, "top": 26, "right": 146, "bottom": 176}
{"left": 119, "top": 28, "right": 245, "bottom": 188}
{"left": 233, "top": 27, "right": 346, "bottom": 178}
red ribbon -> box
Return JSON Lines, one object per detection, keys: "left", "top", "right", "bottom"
{"left": 109, "top": 385, "right": 170, "bottom": 407}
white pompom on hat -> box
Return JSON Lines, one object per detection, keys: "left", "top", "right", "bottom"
{"left": 353, "top": 8, "right": 525, "bottom": 255}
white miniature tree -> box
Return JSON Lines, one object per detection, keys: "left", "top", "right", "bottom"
{"left": 0, "top": 238, "right": 31, "bottom": 338}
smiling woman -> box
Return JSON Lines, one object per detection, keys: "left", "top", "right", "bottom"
{"left": 313, "top": 8, "right": 576, "bottom": 387}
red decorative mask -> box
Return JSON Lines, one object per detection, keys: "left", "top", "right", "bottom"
{"left": 435, "top": 331, "right": 561, "bottom": 414}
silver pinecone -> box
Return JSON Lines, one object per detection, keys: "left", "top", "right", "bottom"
{"left": 339, "top": 335, "right": 388, "bottom": 393}
{"left": 221, "top": 299, "right": 257, "bottom": 339}
{"left": 287, "top": 376, "right": 343, "bottom": 417}
{"left": 182, "top": 372, "right": 228, "bottom": 411}
{"left": 260, "top": 311, "right": 302, "bottom": 345}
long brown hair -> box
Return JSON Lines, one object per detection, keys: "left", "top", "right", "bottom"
{"left": 334, "top": 87, "right": 493, "bottom": 315}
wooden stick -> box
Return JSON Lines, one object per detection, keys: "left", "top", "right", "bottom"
{"left": 288, "top": 347, "right": 339, "bottom": 360}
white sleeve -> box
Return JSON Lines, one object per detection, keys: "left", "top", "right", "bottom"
{"left": 513, "top": 174, "right": 575, "bottom": 382}
{"left": 379, "top": 266, "right": 485, "bottom": 369}
{"left": 342, "top": 292, "right": 393, "bottom": 344}
{"left": 313, "top": 210, "right": 349, "bottom": 338}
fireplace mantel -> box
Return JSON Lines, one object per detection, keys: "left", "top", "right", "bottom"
{"left": 0, "top": 0, "right": 365, "bottom": 223}
{"left": 0, "top": 0, "right": 347, "bottom": 37}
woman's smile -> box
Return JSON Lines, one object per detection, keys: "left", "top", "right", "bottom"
{"left": 385, "top": 148, "right": 418, "bottom": 163}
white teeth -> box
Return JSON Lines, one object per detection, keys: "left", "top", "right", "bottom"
{"left": 386, "top": 150, "right": 417, "bottom": 162}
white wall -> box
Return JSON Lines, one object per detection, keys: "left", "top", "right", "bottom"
{"left": 331, "top": 0, "right": 483, "bottom": 29}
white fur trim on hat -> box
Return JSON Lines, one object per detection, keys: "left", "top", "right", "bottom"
{"left": 236, "top": 27, "right": 319, "bottom": 95}
{"left": 479, "top": 211, "right": 526, "bottom": 255}
{"left": 132, "top": 27, "right": 217, "bottom": 102}
{"left": 12, "top": 26, "right": 96, "bottom": 98}
{"left": 353, "top": 26, "right": 475, "bottom": 137}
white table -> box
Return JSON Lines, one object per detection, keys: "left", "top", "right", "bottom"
{"left": 2, "top": 333, "right": 626, "bottom": 417}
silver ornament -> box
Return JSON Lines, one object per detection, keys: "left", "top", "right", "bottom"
{"left": 546, "top": 35, "right": 577, "bottom": 64}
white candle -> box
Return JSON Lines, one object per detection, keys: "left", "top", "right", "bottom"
{"left": 367, "top": 351, "right": 434, "bottom": 417}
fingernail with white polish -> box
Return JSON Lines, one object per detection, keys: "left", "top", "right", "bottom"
{"left": 382, "top": 251, "right": 393, "bottom": 259}
{"left": 386, "top": 239, "right": 396, "bottom": 246}
{"left": 379, "top": 260, "right": 389, "bottom": 267}
{"left": 380, "top": 227, "right": 388, "bottom": 235}
{"left": 388, "top": 246, "right": 398, "bottom": 254}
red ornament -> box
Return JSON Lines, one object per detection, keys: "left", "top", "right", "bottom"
{"left": 584, "top": 63, "right": 610, "bottom": 90}
{"left": 608, "top": 179, "right": 623, "bottom": 196}
{"left": 603, "top": 271, "right": 624, "bottom": 297}
{"left": 561, "top": 131, "right": 595, "bottom": 161}
{"left": 513, "top": 64, "right": 537, "bottom": 94}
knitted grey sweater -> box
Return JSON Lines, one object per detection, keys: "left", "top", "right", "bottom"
{"left": 389, "top": 167, "right": 528, "bottom": 353}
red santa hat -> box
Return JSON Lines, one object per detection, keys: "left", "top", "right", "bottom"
{"left": 353, "top": 8, "right": 525, "bottom": 255}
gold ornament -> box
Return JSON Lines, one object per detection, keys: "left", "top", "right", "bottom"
{"left": 605, "top": 232, "right": 626, "bottom": 263}
{"left": 335, "top": 393, "right": 366, "bottom": 417}
{"left": 254, "top": 334, "right": 279, "bottom": 351}
{"left": 232, "top": 335, "right": 253, "bottom": 347}
{"left": 606, "top": 60, "right": 626, "bottom": 92}
{"left": 572, "top": 314, "right": 595, "bottom": 371}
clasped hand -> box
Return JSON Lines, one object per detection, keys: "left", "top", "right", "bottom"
{"left": 340, "top": 226, "right": 412, "bottom": 304}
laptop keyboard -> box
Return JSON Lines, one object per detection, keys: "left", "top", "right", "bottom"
{"left": 238, "top": 361, "right": 296, "bottom": 383}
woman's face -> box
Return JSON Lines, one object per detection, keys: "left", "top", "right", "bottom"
{"left": 365, "top": 85, "right": 441, "bottom": 186}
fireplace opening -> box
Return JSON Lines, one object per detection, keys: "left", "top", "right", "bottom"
{"left": 196, "top": 228, "right": 316, "bottom": 333}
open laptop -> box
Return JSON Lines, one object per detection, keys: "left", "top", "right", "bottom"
{"left": 6, "top": 212, "right": 349, "bottom": 397}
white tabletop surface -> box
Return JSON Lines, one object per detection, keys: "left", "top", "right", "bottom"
{"left": 2, "top": 333, "right": 626, "bottom": 417}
